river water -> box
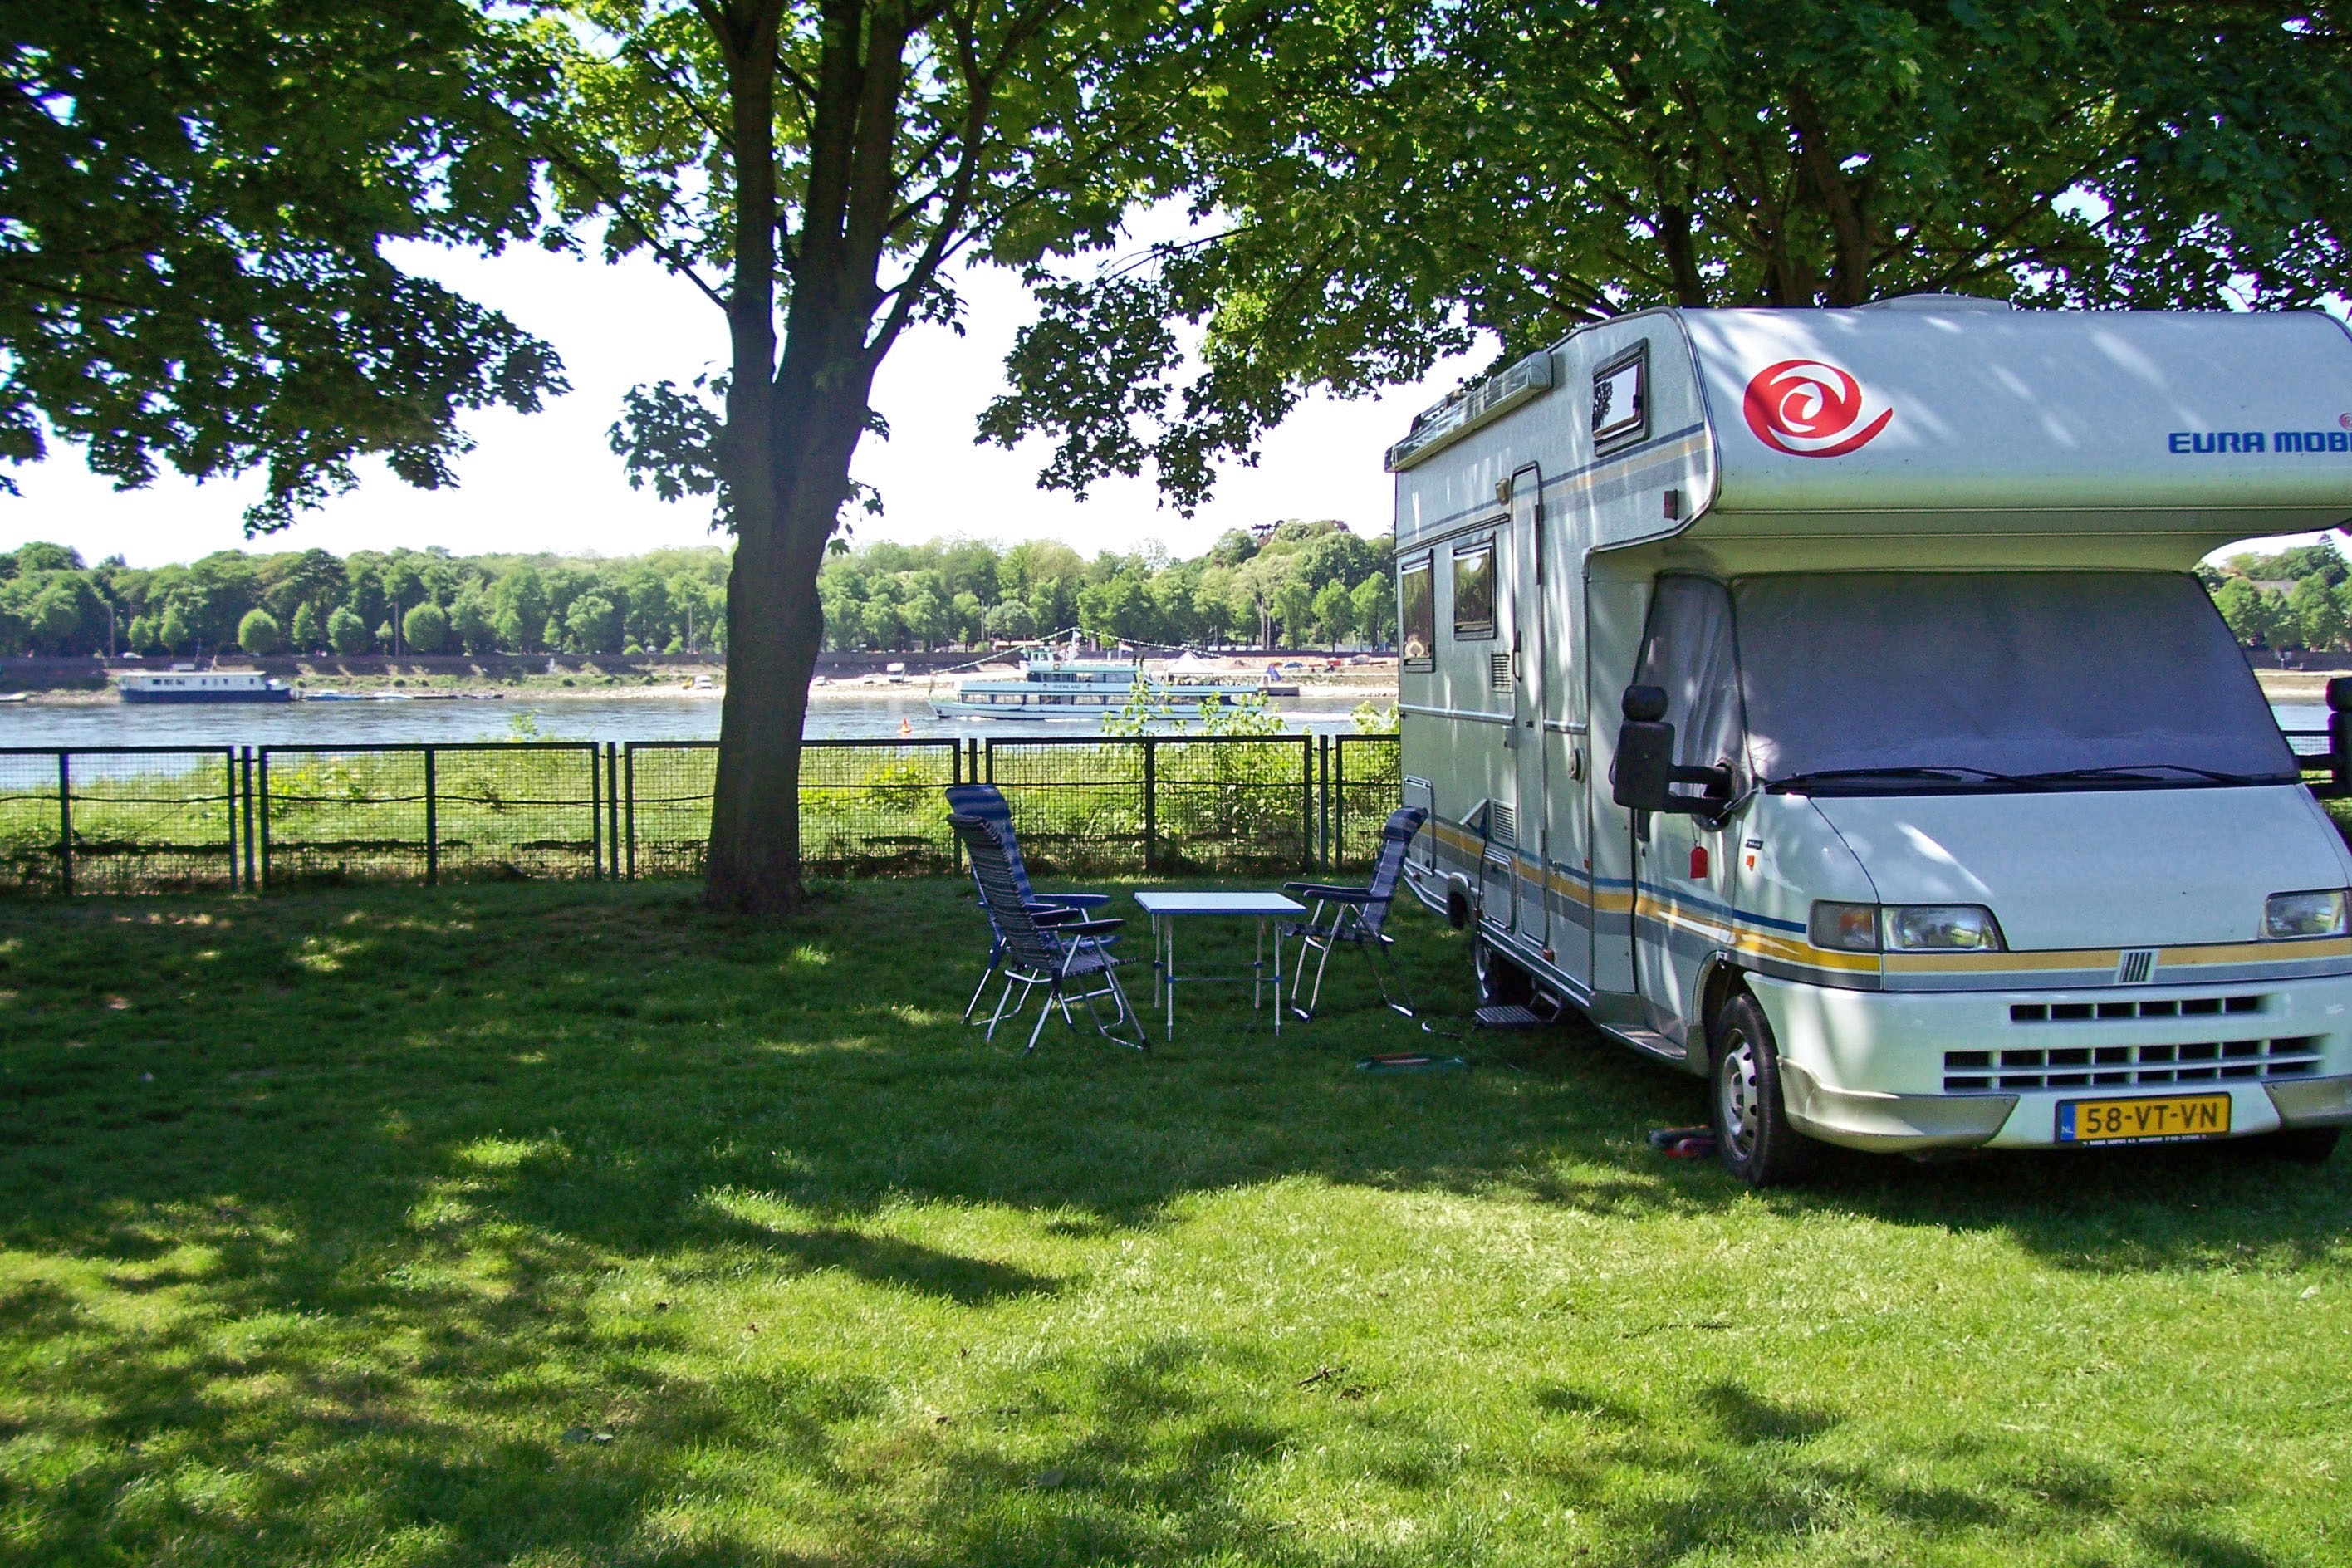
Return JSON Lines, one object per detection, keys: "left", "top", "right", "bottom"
{"left": 0, "top": 687, "right": 1392, "bottom": 749}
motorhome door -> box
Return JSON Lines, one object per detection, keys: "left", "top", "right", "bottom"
{"left": 1628, "top": 576, "right": 1742, "bottom": 1047}
{"left": 1507, "top": 466, "right": 1550, "bottom": 947}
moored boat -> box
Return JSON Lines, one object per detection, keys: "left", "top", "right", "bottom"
{"left": 116, "top": 669, "right": 292, "bottom": 703}
{"left": 929, "top": 649, "right": 1269, "bottom": 721}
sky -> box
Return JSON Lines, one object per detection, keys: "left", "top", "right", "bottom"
{"left": 0, "top": 239, "right": 1491, "bottom": 569}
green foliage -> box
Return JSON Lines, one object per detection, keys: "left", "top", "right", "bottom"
{"left": 289, "top": 602, "right": 321, "bottom": 654}
{"left": 985, "top": 0, "right": 2352, "bottom": 508}
{"left": 1351, "top": 699, "right": 1401, "bottom": 735}
{"left": 820, "top": 529, "right": 1394, "bottom": 653}
{"left": 326, "top": 605, "right": 371, "bottom": 656}
{"left": 402, "top": 601, "right": 451, "bottom": 654}
{"left": 2211, "top": 540, "right": 2352, "bottom": 649}
{"left": 0, "top": 544, "right": 733, "bottom": 659}
{"left": 1194, "top": 690, "right": 1290, "bottom": 737}
{"left": 1, "top": 0, "right": 569, "bottom": 528}
{"left": 235, "top": 608, "right": 280, "bottom": 656}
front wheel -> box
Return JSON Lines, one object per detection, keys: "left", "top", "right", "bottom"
{"left": 1710, "top": 990, "right": 1820, "bottom": 1188}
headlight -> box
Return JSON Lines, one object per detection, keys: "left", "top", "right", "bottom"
{"left": 2263, "top": 889, "right": 2348, "bottom": 939}
{"left": 1809, "top": 901, "right": 1880, "bottom": 952}
{"left": 1807, "top": 902, "right": 2007, "bottom": 953}
{"left": 1882, "top": 904, "right": 2006, "bottom": 952}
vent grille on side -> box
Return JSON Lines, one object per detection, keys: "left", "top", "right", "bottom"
{"left": 1943, "top": 1036, "right": 2321, "bottom": 1091}
{"left": 1487, "top": 804, "right": 1516, "bottom": 846}
{"left": 1490, "top": 651, "right": 1514, "bottom": 692}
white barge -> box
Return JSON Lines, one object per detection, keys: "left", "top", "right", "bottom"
{"left": 117, "top": 669, "right": 293, "bottom": 703}
{"left": 929, "top": 650, "right": 1268, "bottom": 721}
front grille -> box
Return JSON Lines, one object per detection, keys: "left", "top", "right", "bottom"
{"left": 2011, "top": 995, "right": 2263, "bottom": 1023}
{"left": 1943, "top": 1036, "right": 2323, "bottom": 1092}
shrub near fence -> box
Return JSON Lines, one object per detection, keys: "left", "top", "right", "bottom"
{"left": 0, "top": 733, "right": 1407, "bottom": 895}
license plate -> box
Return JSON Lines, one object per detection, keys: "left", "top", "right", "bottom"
{"left": 2056, "top": 1094, "right": 2232, "bottom": 1145}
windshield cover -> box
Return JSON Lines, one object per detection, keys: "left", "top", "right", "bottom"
{"left": 1736, "top": 572, "right": 2297, "bottom": 786}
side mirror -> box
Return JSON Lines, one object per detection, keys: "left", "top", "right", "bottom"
{"left": 1613, "top": 683, "right": 1737, "bottom": 816}
{"left": 1612, "top": 684, "right": 1676, "bottom": 811}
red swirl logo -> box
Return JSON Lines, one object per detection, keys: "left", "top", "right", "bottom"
{"left": 1742, "top": 359, "right": 1893, "bottom": 458}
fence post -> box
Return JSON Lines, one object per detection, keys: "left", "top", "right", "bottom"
{"left": 589, "top": 742, "right": 603, "bottom": 879}
{"left": 1317, "top": 735, "right": 1330, "bottom": 870}
{"left": 1142, "top": 737, "right": 1157, "bottom": 874}
{"left": 624, "top": 744, "right": 636, "bottom": 880}
{"left": 424, "top": 747, "right": 439, "bottom": 886}
{"left": 1332, "top": 737, "right": 1345, "bottom": 870}
{"left": 240, "top": 747, "right": 257, "bottom": 889}
{"left": 1300, "top": 735, "right": 1314, "bottom": 872}
{"left": 258, "top": 751, "right": 272, "bottom": 890}
{"left": 234, "top": 749, "right": 250, "bottom": 889}
{"left": 607, "top": 743, "right": 621, "bottom": 880}
{"left": 56, "top": 752, "right": 71, "bottom": 896}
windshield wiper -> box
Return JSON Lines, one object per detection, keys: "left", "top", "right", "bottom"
{"left": 2014, "top": 763, "right": 2284, "bottom": 786}
{"left": 1763, "top": 766, "right": 2016, "bottom": 792}
{"left": 1766, "top": 762, "right": 2288, "bottom": 795}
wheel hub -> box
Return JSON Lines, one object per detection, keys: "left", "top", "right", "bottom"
{"left": 1719, "top": 1032, "right": 1760, "bottom": 1159}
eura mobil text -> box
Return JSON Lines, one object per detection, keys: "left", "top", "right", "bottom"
{"left": 2169, "top": 426, "right": 2352, "bottom": 453}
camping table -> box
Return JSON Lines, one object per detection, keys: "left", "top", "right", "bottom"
{"left": 1132, "top": 890, "right": 1306, "bottom": 1041}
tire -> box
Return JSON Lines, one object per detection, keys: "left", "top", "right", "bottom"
{"left": 2256, "top": 1127, "right": 2342, "bottom": 1164}
{"left": 1710, "top": 990, "right": 1820, "bottom": 1188}
{"left": 1473, "top": 935, "right": 1534, "bottom": 1008}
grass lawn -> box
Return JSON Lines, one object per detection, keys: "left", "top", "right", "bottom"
{"left": 1, "top": 879, "right": 2346, "bottom": 1567}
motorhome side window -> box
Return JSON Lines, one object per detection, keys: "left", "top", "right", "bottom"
{"left": 1399, "top": 556, "right": 1435, "bottom": 667}
{"left": 1452, "top": 539, "right": 1497, "bottom": 639}
{"left": 1592, "top": 345, "right": 1647, "bottom": 453}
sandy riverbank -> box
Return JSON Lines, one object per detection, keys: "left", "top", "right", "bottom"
{"left": 2256, "top": 669, "right": 2336, "bottom": 703}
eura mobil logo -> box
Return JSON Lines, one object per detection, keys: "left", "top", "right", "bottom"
{"left": 1741, "top": 360, "right": 1893, "bottom": 458}
{"left": 2168, "top": 411, "right": 2352, "bottom": 456}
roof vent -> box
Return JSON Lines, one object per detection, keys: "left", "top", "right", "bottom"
{"left": 1855, "top": 293, "right": 2012, "bottom": 312}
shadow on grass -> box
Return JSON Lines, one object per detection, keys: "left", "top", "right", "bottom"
{"left": 0, "top": 879, "right": 2338, "bottom": 1565}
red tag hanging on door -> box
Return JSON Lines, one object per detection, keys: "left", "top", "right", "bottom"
{"left": 1688, "top": 845, "right": 1709, "bottom": 880}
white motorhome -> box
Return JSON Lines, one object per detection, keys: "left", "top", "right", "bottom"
{"left": 1388, "top": 298, "right": 2352, "bottom": 1183}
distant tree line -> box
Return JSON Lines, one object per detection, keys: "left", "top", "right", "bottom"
{"left": 0, "top": 520, "right": 1397, "bottom": 660}
{"left": 2203, "top": 544, "right": 2352, "bottom": 652}
{"left": 0, "top": 542, "right": 729, "bottom": 659}
{"left": 818, "top": 520, "right": 1395, "bottom": 653}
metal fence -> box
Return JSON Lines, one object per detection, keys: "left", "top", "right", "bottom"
{"left": 0, "top": 747, "right": 239, "bottom": 894}
{"left": 0, "top": 734, "right": 1404, "bottom": 896}
{"left": 260, "top": 744, "right": 605, "bottom": 886}
{"left": 625, "top": 739, "right": 963, "bottom": 880}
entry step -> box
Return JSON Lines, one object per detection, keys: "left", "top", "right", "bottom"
{"left": 1474, "top": 1004, "right": 1547, "bottom": 1031}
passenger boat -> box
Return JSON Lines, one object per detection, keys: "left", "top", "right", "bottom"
{"left": 929, "top": 649, "right": 1268, "bottom": 722}
{"left": 116, "top": 669, "right": 292, "bottom": 703}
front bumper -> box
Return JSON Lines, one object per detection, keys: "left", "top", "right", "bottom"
{"left": 1748, "top": 972, "right": 2352, "bottom": 1152}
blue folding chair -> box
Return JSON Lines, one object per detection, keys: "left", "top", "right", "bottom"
{"left": 949, "top": 813, "right": 1144, "bottom": 1052}
{"left": 944, "top": 782, "right": 1112, "bottom": 1022}
{"left": 1279, "top": 806, "right": 1428, "bottom": 1021}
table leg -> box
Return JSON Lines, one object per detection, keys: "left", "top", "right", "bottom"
{"left": 1150, "top": 914, "right": 1164, "bottom": 1008}
{"left": 1252, "top": 918, "right": 1263, "bottom": 1012}
{"left": 1272, "top": 917, "right": 1282, "bottom": 1037}
{"left": 1164, "top": 915, "right": 1176, "bottom": 1041}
